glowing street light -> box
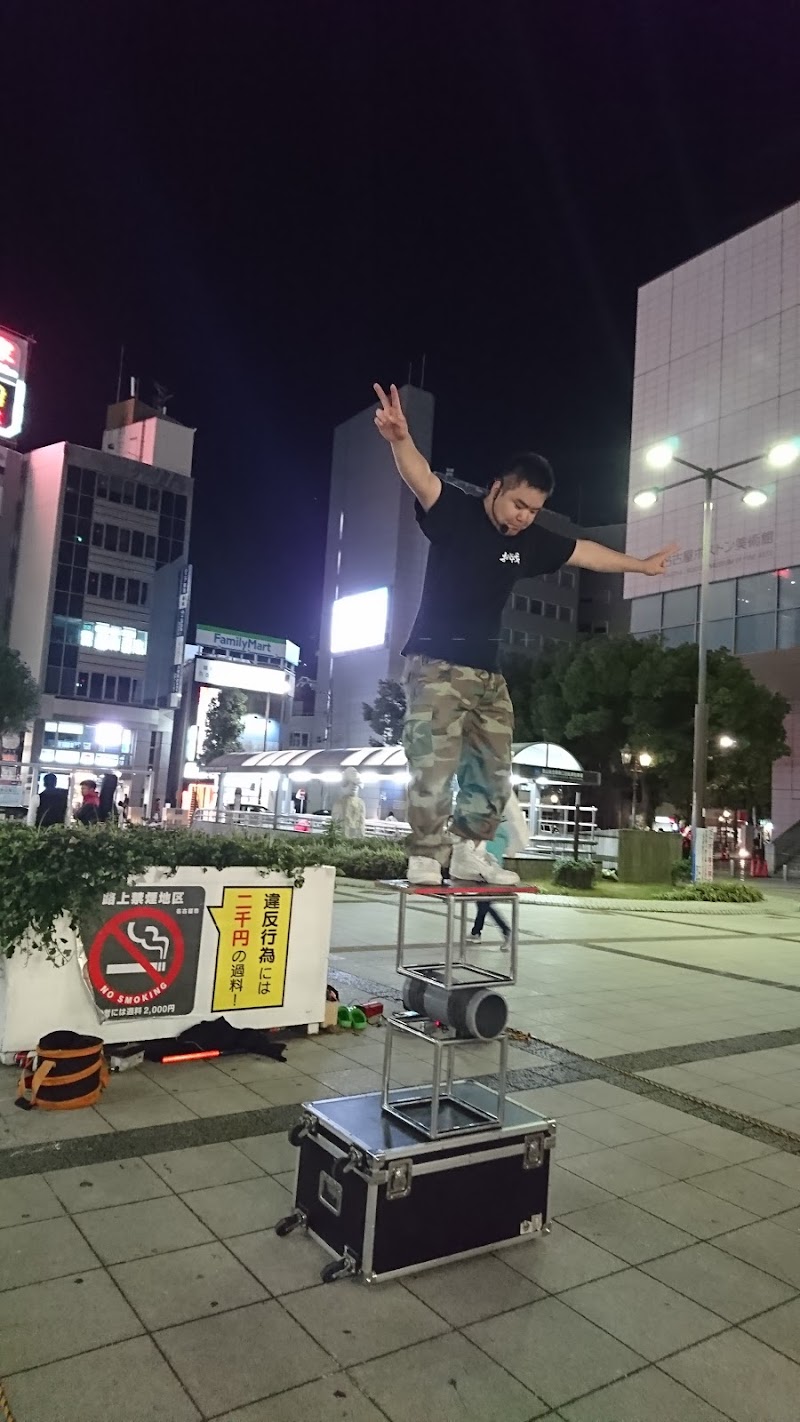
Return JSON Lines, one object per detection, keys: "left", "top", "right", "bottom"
{"left": 742, "top": 488, "right": 768, "bottom": 509}
{"left": 767, "top": 440, "right": 800, "bottom": 469}
{"left": 633, "top": 488, "right": 659, "bottom": 510}
{"left": 718, "top": 734, "right": 736, "bottom": 750}
{"left": 645, "top": 439, "right": 679, "bottom": 470}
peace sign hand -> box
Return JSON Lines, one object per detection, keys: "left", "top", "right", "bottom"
{"left": 374, "top": 383, "right": 409, "bottom": 444}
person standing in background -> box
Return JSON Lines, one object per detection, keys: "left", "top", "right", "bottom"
{"left": 35, "top": 772, "right": 68, "bottom": 827}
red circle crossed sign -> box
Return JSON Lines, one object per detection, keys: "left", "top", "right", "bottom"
{"left": 89, "top": 906, "right": 185, "bottom": 1007}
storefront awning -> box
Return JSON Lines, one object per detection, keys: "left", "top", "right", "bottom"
{"left": 207, "top": 741, "right": 593, "bottom": 785}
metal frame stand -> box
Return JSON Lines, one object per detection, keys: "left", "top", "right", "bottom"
{"left": 379, "top": 882, "right": 533, "bottom": 1141}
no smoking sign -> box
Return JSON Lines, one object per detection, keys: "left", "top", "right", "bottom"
{"left": 86, "top": 886, "right": 205, "bottom": 1020}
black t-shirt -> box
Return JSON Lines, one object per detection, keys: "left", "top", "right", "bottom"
{"left": 402, "top": 481, "right": 577, "bottom": 671}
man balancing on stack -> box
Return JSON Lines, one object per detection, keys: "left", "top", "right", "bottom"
{"left": 373, "top": 382, "right": 676, "bottom": 888}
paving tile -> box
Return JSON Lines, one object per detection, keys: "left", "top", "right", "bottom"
{"left": 44, "top": 1157, "right": 170, "bottom": 1213}
{"left": 303, "top": 1065, "right": 384, "bottom": 1096}
{"left": 166, "top": 1084, "right": 268, "bottom": 1117}
{"left": 772, "top": 1204, "right": 800, "bottom": 1232}
{"left": 550, "top": 1125, "right": 608, "bottom": 1160}
{"left": 694, "top": 1163, "right": 800, "bottom": 1218}
{"left": 743, "top": 1296, "right": 800, "bottom": 1363}
{"left": 232, "top": 1132, "right": 298, "bottom": 1174}
{"left": 465, "top": 1295, "right": 645, "bottom": 1409}
{"left": 670, "top": 1123, "right": 777, "bottom": 1165}
{"left": 715, "top": 1217, "right": 800, "bottom": 1288}
{"left": 0, "top": 1173, "right": 63, "bottom": 1228}
{"left": 180, "top": 1175, "right": 292, "bottom": 1236}
{"left": 155, "top": 1300, "right": 332, "bottom": 1415}
{"left": 559, "top": 1148, "right": 675, "bottom": 1197}
{"left": 76, "top": 1195, "right": 214, "bottom": 1264}
{"left": 642, "top": 1241, "right": 797, "bottom": 1322}
{"left": 208, "top": 1374, "right": 386, "bottom": 1422}
{"left": 284, "top": 1278, "right": 448, "bottom": 1365}
{"left": 0, "top": 1269, "right": 142, "bottom": 1371}
{"left": 227, "top": 1227, "right": 328, "bottom": 1294}
{"left": 3, "top": 1336, "right": 201, "bottom": 1422}
{"left": 662, "top": 1327, "right": 800, "bottom": 1422}
{"left": 560, "top": 1199, "right": 694, "bottom": 1264}
{"left": 95, "top": 1096, "right": 197, "bottom": 1130}
{"left": 758, "top": 1105, "right": 800, "bottom": 1132}
{"left": 111, "top": 1239, "right": 267, "bottom": 1329}
{"left": 561, "top": 1266, "right": 727, "bottom": 1359}
{"left": 508, "top": 1086, "right": 590, "bottom": 1118}
{"left": 631, "top": 1180, "right": 758, "bottom": 1238}
{"left": 0, "top": 1214, "right": 98, "bottom": 1291}
{"left": 559, "top": 1366, "right": 730, "bottom": 1421}
{"left": 403, "top": 1253, "right": 544, "bottom": 1326}
{"left": 548, "top": 1164, "right": 616, "bottom": 1217}
{"left": 742, "top": 1152, "right": 800, "bottom": 1190}
{"left": 352, "top": 1331, "right": 547, "bottom": 1421}
{"left": 144, "top": 1142, "right": 265, "bottom": 1192}
{"left": 612, "top": 1097, "right": 697, "bottom": 1133}
{"left": 0, "top": 1107, "right": 114, "bottom": 1147}
{"left": 504, "top": 1222, "right": 627, "bottom": 1292}
{"left": 555, "top": 1080, "right": 640, "bottom": 1110}
{"left": 617, "top": 1135, "right": 733, "bottom": 1179}
{"left": 565, "top": 1110, "right": 659, "bottom": 1146}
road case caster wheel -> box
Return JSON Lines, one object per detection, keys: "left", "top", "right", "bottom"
{"left": 288, "top": 1121, "right": 307, "bottom": 1148}
{"left": 320, "top": 1254, "right": 356, "bottom": 1283}
{"left": 275, "top": 1209, "right": 306, "bottom": 1238}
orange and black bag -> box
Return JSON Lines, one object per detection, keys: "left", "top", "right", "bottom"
{"left": 15, "top": 1031, "right": 109, "bottom": 1111}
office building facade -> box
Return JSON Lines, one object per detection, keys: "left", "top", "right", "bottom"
{"left": 624, "top": 199, "right": 800, "bottom": 834}
{"left": 2, "top": 398, "right": 194, "bottom": 812}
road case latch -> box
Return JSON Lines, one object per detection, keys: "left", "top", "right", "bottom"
{"left": 523, "top": 1135, "right": 545, "bottom": 1170}
{"left": 386, "top": 1158, "right": 413, "bottom": 1200}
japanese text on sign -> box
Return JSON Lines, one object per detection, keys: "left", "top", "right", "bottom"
{"left": 209, "top": 886, "right": 292, "bottom": 1011}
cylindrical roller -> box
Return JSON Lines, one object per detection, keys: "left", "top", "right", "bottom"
{"left": 402, "top": 980, "right": 507, "bottom": 1040}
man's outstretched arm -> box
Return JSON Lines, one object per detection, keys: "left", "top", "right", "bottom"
{"left": 374, "top": 383, "right": 441, "bottom": 511}
{"left": 568, "top": 539, "right": 678, "bottom": 576}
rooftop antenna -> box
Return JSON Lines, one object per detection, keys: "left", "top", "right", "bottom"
{"left": 420, "top": 353, "right": 427, "bottom": 389}
{"left": 129, "top": 376, "right": 139, "bottom": 400}
{"left": 114, "top": 344, "right": 125, "bottom": 403}
{"left": 153, "top": 382, "right": 173, "bottom": 416}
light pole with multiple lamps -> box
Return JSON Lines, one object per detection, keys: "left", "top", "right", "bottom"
{"left": 634, "top": 437, "right": 799, "bottom": 881}
{"left": 620, "top": 747, "right": 653, "bottom": 828}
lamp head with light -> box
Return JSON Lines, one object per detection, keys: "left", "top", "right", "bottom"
{"left": 644, "top": 438, "right": 679, "bottom": 471}
{"left": 767, "top": 439, "right": 800, "bottom": 470}
{"left": 742, "top": 488, "right": 768, "bottom": 509}
{"left": 633, "top": 488, "right": 659, "bottom": 510}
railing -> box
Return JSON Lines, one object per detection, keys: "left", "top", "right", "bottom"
{"left": 191, "top": 809, "right": 411, "bottom": 839}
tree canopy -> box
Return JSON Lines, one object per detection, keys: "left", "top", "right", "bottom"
{"left": 503, "top": 635, "right": 789, "bottom": 816}
{"left": 200, "top": 689, "right": 247, "bottom": 764}
{"left": 0, "top": 644, "right": 40, "bottom": 739}
{"left": 363, "top": 678, "right": 406, "bottom": 746}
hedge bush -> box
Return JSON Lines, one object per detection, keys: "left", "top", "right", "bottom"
{"left": 552, "top": 858, "right": 596, "bottom": 890}
{"left": 670, "top": 859, "right": 691, "bottom": 885}
{"left": 0, "top": 824, "right": 408, "bottom": 961}
{"left": 664, "top": 881, "right": 764, "bottom": 904}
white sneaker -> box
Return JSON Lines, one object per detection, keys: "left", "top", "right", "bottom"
{"left": 450, "top": 841, "right": 520, "bottom": 886}
{"left": 407, "top": 855, "right": 443, "bottom": 887}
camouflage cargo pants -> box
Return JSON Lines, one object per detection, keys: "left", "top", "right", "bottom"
{"left": 402, "top": 656, "right": 514, "bottom": 864}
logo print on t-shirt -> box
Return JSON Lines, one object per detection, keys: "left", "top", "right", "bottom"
{"left": 500, "top": 552, "right": 520, "bottom": 564}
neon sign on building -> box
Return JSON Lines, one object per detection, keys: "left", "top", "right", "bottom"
{"left": 0, "top": 326, "right": 29, "bottom": 440}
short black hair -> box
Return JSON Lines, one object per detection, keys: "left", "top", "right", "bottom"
{"left": 43, "top": 772, "right": 57, "bottom": 788}
{"left": 499, "top": 452, "right": 555, "bottom": 496}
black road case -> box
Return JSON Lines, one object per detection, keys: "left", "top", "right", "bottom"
{"left": 276, "top": 1083, "right": 555, "bottom": 1283}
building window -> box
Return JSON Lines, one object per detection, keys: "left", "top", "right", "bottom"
{"left": 104, "top": 524, "right": 118, "bottom": 552}
{"left": 114, "top": 577, "right": 126, "bottom": 601}
{"left": 79, "top": 621, "right": 148, "bottom": 655}
{"left": 707, "top": 619, "right": 735, "bottom": 651}
{"left": 511, "top": 593, "right": 528, "bottom": 612}
{"left": 134, "top": 482, "right": 149, "bottom": 511}
{"left": 707, "top": 579, "right": 735, "bottom": 620}
{"left": 118, "top": 527, "right": 131, "bottom": 554}
{"left": 92, "top": 523, "right": 103, "bottom": 547}
{"left": 89, "top": 672, "right": 104, "bottom": 698}
{"left": 99, "top": 573, "right": 113, "bottom": 599}
{"left": 630, "top": 593, "right": 662, "bottom": 634}
{"left": 736, "top": 613, "right": 776, "bottom": 655}
{"left": 126, "top": 579, "right": 140, "bottom": 605}
{"left": 145, "top": 534, "right": 155, "bottom": 559}
{"left": 131, "top": 530, "right": 144, "bottom": 558}
{"left": 117, "top": 676, "right": 131, "bottom": 703}
{"left": 559, "top": 570, "right": 575, "bottom": 590}
{"left": 593, "top": 622, "right": 609, "bottom": 635}
{"left": 558, "top": 606, "right": 573, "bottom": 623}
{"left": 511, "top": 629, "right": 526, "bottom": 647}
{"left": 737, "top": 572, "right": 777, "bottom": 617}
{"left": 529, "top": 599, "right": 542, "bottom": 616}
{"left": 500, "top": 627, "right": 512, "bottom": 645}
{"left": 544, "top": 603, "right": 557, "bottom": 619}
{"left": 662, "top": 624, "right": 697, "bottom": 649}
{"left": 663, "top": 586, "right": 698, "bottom": 628}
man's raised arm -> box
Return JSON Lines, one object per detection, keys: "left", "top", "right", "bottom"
{"left": 568, "top": 539, "right": 678, "bottom": 577}
{"left": 374, "top": 383, "right": 441, "bottom": 512}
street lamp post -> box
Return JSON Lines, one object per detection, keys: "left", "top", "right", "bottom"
{"left": 635, "top": 438, "right": 799, "bottom": 882}
{"left": 621, "top": 747, "right": 653, "bottom": 828}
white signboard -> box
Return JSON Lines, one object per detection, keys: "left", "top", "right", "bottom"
{"left": 196, "top": 626, "right": 300, "bottom": 665}
{"left": 693, "top": 826, "right": 715, "bottom": 884}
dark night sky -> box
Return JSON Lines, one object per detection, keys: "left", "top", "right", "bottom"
{"left": 4, "top": 1, "right": 800, "bottom": 657}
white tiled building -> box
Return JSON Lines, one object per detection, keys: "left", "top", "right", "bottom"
{"left": 625, "top": 200, "right": 800, "bottom": 835}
